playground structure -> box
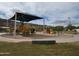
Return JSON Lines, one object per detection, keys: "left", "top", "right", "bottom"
{"left": 8, "top": 12, "right": 43, "bottom": 37}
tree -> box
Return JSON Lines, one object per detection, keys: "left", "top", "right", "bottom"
{"left": 66, "top": 24, "right": 76, "bottom": 31}
{"left": 53, "top": 26, "right": 64, "bottom": 36}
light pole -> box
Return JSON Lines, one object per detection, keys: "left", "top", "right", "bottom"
{"left": 68, "top": 17, "right": 72, "bottom": 25}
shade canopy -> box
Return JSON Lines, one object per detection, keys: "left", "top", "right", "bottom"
{"left": 9, "top": 12, "right": 43, "bottom": 22}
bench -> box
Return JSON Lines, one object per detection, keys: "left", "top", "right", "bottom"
{"left": 32, "top": 40, "right": 56, "bottom": 44}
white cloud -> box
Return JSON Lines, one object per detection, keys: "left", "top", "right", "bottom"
{"left": 0, "top": 2, "right": 79, "bottom": 26}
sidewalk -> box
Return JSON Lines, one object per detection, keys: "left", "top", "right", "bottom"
{"left": 0, "top": 33, "right": 79, "bottom": 43}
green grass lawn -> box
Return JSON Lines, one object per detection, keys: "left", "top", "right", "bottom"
{"left": 0, "top": 41, "right": 79, "bottom": 56}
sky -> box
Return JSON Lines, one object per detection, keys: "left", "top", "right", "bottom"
{"left": 0, "top": 2, "right": 79, "bottom": 26}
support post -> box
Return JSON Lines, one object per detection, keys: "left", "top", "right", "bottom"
{"left": 43, "top": 19, "right": 45, "bottom": 30}
{"left": 7, "top": 19, "right": 8, "bottom": 27}
{"left": 13, "top": 12, "right": 17, "bottom": 38}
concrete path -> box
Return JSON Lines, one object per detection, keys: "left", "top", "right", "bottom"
{"left": 0, "top": 33, "right": 32, "bottom": 42}
{"left": 0, "top": 33, "right": 79, "bottom": 43}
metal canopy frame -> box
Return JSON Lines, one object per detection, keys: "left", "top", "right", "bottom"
{"left": 9, "top": 12, "right": 43, "bottom": 37}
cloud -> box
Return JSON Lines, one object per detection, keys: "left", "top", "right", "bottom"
{"left": 0, "top": 2, "right": 79, "bottom": 26}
